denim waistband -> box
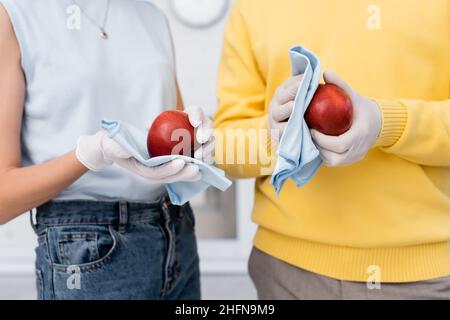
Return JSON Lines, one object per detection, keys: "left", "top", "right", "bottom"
{"left": 32, "top": 195, "right": 184, "bottom": 230}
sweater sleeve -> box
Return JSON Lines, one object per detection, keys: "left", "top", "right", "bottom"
{"left": 214, "top": 1, "right": 276, "bottom": 179}
{"left": 375, "top": 98, "right": 450, "bottom": 167}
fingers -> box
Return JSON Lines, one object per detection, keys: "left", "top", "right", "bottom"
{"left": 310, "top": 129, "right": 353, "bottom": 154}
{"left": 161, "top": 164, "right": 202, "bottom": 183}
{"left": 194, "top": 137, "right": 216, "bottom": 164}
{"left": 100, "top": 133, "right": 132, "bottom": 160}
{"left": 116, "top": 158, "right": 185, "bottom": 180}
{"left": 76, "top": 132, "right": 115, "bottom": 172}
{"left": 272, "top": 101, "right": 294, "bottom": 123}
{"left": 311, "top": 129, "right": 355, "bottom": 166}
{"left": 276, "top": 75, "right": 302, "bottom": 105}
{"left": 151, "top": 158, "right": 187, "bottom": 178}
{"left": 185, "top": 106, "right": 214, "bottom": 145}
{"left": 196, "top": 117, "right": 214, "bottom": 144}
{"left": 323, "top": 70, "right": 353, "bottom": 95}
{"left": 316, "top": 146, "right": 349, "bottom": 167}
{"left": 185, "top": 106, "right": 204, "bottom": 128}
{"left": 317, "top": 145, "right": 367, "bottom": 167}
{"left": 115, "top": 157, "right": 202, "bottom": 183}
{"left": 313, "top": 129, "right": 366, "bottom": 167}
{"left": 270, "top": 75, "right": 301, "bottom": 130}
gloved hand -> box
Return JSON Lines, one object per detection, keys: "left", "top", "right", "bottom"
{"left": 185, "top": 106, "right": 215, "bottom": 165}
{"left": 269, "top": 75, "right": 302, "bottom": 142}
{"left": 310, "top": 71, "right": 382, "bottom": 167}
{"left": 76, "top": 131, "right": 202, "bottom": 184}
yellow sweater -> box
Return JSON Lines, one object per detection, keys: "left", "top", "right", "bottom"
{"left": 214, "top": 0, "right": 450, "bottom": 282}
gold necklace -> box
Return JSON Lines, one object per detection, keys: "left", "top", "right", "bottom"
{"left": 72, "top": 0, "right": 111, "bottom": 39}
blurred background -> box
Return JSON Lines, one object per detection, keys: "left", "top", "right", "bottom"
{"left": 0, "top": 0, "right": 258, "bottom": 300}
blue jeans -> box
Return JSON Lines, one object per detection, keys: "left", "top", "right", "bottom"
{"left": 31, "top": 196, "right": 200, "bottom": 300}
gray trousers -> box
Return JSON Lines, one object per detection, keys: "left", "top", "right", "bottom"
{"left": 249, "top": 247, "right": 450, "bottom": 300}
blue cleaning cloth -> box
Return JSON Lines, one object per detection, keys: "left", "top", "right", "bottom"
{"left": 270, "top": 46, "right": 323, "bottom": 194}
{"left": 101, "top": 119, "right": 232, "bottom": 205}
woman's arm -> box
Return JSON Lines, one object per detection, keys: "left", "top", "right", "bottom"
{"left": 0, "top": 7, "right": 88, "bottom": 224}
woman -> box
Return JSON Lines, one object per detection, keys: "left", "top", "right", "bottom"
{"left": 0, "top": 0, "right": 213, "bottom": 300}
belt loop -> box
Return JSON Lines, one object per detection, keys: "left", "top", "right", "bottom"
{"left": 118, "top": 202, "right": 129, "bottom": 234}
{"left": 29, "top": 208, "right": 38, "bottom": 234}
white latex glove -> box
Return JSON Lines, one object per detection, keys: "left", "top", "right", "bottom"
{"left": 269, "top": 75, "right": 302, "bottom": 142}
{"left": 310, "top": 71, "right": 382, "bottom": 167}
{"left": 185, "top": 106, "right": 215, "bottom": 165}
{"left": 76, "top": 131, "right": 202, "bottom": 183}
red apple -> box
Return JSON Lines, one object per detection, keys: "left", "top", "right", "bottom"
{"left": 305, "top": 84, "right": 354, "bottom": 136}
{"left": 147, "top": 110, "right": 196, "bottom": 157}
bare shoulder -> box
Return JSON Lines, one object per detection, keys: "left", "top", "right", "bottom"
{"left": 0, "top": 3, "right": 11, "bottom": 28}
{"left": 0, "top": 4, "right": 20, "bottom": 61}
{"left": 0, "top": 4, "right": 14, "bottom": 41}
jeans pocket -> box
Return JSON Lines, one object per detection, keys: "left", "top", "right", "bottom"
{"left": 58, "top": 232, "right": 99, "bottom": 266}
{"left": 46, "top": 225, "right": 120, "bottom": 272}
{"left": 35, "top": 269, "right": 44, "bottom": 300}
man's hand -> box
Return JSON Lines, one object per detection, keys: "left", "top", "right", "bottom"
{"left": 269, "top": 75, "right": 302, "bottom": 142}
{"left": 311, "top": 71, "right": 382, "bottom": 167}
{"left": 184, "top": 106, "right": 215, "bottom": 165}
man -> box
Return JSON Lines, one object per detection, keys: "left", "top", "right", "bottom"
{"left": 214, "top": 0, "right": 450, "bottom": 299}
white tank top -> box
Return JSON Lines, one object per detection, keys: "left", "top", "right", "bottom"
{"left": 0, "top": 0, "right": 177, "bottom": 201}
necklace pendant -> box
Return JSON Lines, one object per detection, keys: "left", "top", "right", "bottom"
{"left": 100, "top": 30, "right": 108, "bottom": 40}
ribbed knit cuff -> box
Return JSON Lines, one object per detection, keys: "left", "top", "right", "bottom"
{"left": 375, "top": 100, "right": 408, "bottom": 147}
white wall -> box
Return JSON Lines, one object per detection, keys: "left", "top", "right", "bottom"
{"left": 0, "top": 214, "right": 36, "bottom": 274}
{"left": 151, "top": 0, "right": 230, "bottom": 116}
